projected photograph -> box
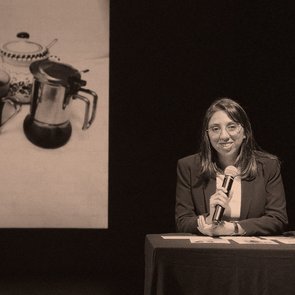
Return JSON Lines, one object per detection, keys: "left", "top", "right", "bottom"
{"left": 0, "top": 0, "right": 109, "bottom": 228}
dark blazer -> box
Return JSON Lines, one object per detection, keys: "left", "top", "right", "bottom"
{"left": 175, "top": 153, "right": 288, "bottom": 235}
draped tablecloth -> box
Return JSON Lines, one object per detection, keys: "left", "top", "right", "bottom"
{"left": 145, "top": 234, "right": 295, "bottom": 295}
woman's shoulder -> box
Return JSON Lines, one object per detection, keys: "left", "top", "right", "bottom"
{"left": 254, "top": 150, "right": 281, "bottom": 171}
{"left": 254, "top": 150, "right": 279, "bottom": 162}
{"left": 178, "top": 153, "right": 201, "bottom": 168}
{"left": 177, "top": 153, "right": 203, "bottom": 177}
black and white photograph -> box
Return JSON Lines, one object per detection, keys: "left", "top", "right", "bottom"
{"left": 1, "top": 1, "right": 295, "bottom": 294}
{"left": 0, "top": 0, "right": 108, "bottom": 229}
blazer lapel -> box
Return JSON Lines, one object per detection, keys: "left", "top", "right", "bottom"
{"left": 240, "top": 178, "right": 255, "bottom": 219}
{"left": 203, "top": 178, "right": 216, "bottom": 213}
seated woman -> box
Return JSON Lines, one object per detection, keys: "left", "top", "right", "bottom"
{"left": 175, "top": 98, "right": 288, "bottom": 236}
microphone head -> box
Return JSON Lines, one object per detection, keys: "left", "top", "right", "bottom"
{"left": 224, "top": 166, "right": 239, "bottom": 177}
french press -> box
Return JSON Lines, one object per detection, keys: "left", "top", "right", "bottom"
{"left": 23, "top": 60, "right": 98, "bottom": 148}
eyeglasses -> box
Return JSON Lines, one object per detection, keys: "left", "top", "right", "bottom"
{"left": 207, "top": 123, "right": 242, "bottom": 136}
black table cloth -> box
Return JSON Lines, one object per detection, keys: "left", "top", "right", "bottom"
{"left": 144, "top": 234, "right": 295, "bottom": 295}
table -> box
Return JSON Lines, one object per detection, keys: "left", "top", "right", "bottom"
{"left": 144, "top": 234, "right": 295, "bottom": 295}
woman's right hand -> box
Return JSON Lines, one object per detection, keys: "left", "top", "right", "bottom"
{"left": 197, "top": 215, "right": 236, "bottom": 236}
{"left": 206, "top": 187, "right": 230, "bottom": 224}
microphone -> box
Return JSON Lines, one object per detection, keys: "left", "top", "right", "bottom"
{"left": 212, "top": 165, "right": 239, "bottom": 225}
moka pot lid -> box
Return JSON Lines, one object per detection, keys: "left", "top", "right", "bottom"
{"left": 30, "top": 59, "right": 86, "bottom": 88}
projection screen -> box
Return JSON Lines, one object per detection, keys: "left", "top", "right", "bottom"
{"left": 0, "top": 0, "right": 109, "bottom": 228}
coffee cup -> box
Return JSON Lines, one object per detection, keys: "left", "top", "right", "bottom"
{"left": 0, "top": 69, "right": 21, "bottom": 128}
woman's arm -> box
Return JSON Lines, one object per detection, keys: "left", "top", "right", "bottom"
{"left": 175, "top": 158, "right": 205, "bottom": 234}
{"left": 238, "top": 159, "right": 288, "bottom": 235}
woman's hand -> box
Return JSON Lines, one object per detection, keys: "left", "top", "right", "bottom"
{"left": 205, "top": 188, "right": 231, "bottom": 224}
{"left": 197, "top": 215, "right": 216, "bottom": 236}
{"left": 197, "top": 215, "right": 235, "bottom": 236}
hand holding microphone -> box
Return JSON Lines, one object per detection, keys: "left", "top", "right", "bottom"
{"left": 198, "top": 166, "right": 240, "bottom": 236}
{"left": 205, "top": 187, "right": 229, "bottom": 226}
{"left": 205, "top": 166, "right": 239, "bottom": 225}
{"left": 211, "top": 165, "right": 239, "bottom": 225}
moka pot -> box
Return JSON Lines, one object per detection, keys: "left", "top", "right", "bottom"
{"left": 23, "top": 60, "right": 98, "bottom": 148}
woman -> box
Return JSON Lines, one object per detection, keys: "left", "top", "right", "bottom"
{"left": 175, "top": 98, "right": 288, "bottom": 236}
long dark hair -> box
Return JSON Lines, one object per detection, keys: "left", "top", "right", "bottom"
{"left": 199, "top": 97, "right": 276, "bottom": 180}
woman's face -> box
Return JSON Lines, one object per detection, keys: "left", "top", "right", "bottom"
{"left": 207, "top": 110, "right": 245, "bottom": 162}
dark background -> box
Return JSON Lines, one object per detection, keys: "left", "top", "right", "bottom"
{"left": 1, "top": 1, "right": 295, "bottom": 294}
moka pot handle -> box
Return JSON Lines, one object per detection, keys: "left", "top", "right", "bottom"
{"left": 73, "top": 88, "right": 98, "bottom": 130}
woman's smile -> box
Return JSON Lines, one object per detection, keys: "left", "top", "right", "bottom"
{"left": 218, "top": 142, "right": 233, "bottom": 150}
{"left": 207, "top": 110, "right": 245, "bottom": 165}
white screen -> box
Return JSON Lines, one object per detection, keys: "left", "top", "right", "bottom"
{"left": 0, "top": 0, "right": 109, "bottom": 228}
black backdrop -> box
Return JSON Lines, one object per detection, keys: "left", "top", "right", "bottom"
{"left": 0, "top": 1, "right": 295, "bottom": 293}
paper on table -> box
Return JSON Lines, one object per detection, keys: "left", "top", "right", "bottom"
{"left": 189, "top": 236, "right": 231, "bottom": 244}
{"left": 161, "top": 235, "right": 230, "bottom": 243}
{"left": 260, "top": 236, "right": 295, "bottom": 244}
{"left": 161, "top": 236, "right": 191, "bottom": 239}
{"left": 224, "top": 236, "right": 278, "bottom": 244}
{"left": 161, "top": 235, "right": 294, "bottom": 245}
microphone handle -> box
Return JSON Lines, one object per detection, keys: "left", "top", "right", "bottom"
{"left": 212, "top": 205, "right": 225, "bottom": 225}
{"left": 212, "top": 175, "right": 234, "bottom": 224}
